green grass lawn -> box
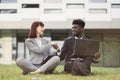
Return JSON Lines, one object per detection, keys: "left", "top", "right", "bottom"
{"left": 0, "top": 65, "right": 120, "bottom": 80}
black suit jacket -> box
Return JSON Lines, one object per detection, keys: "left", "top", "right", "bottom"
{"left": 60, "top": 36, "right": 87, "bottom": 61}
{"left": 60, "top": 36, "right": 75, "bottom": 61}
{"left": 59, "top": 36, "right": 99, "bottom": 63}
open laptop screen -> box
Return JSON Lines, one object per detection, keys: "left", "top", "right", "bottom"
{"left": 74, "top": 39, "right": 100, "bottom": 57}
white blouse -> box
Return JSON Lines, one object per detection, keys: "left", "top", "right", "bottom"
{"left": 35, "top": 38, "right": 42, "bottom": 47}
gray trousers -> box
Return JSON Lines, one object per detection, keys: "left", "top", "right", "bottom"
{"left": 16, "top": 56, "right": 60, "bottom": 73}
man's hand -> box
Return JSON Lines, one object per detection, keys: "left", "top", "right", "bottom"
{"left": 94, "top": 52, "right": 100, "bottom": 59}
{"left": 92, "top": 52, "right": 100, "bottom": 63}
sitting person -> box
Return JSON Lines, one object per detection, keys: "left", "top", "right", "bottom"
{"left": 16, "top": 21, "right": 60, "bottom": 75}
{"left": 59, "top": 19, "right": 100, "bottom": 76}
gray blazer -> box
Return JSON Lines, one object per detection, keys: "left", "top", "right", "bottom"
{"left": 25, "top": 38, "right": 56, "bottom": 64}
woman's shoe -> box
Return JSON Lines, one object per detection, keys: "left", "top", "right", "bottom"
{"left": 30, "top": 70, "right": 42, "bottom": 74}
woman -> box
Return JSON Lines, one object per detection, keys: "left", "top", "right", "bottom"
{"left": 16, "top": 21, "right": 60, "bottom": 75}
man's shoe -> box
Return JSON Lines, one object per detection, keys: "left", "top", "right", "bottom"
{"left": 22, "top": 71, "right": 28, "bottom": 75}
{"left": 71, "top": 58, "right": 91, "bottom": 76}
{"left": 60, "top": 71, "right": 69, "bottom": 74}
{"left": 44, "top": 69, "right": 54, "bottom": 74}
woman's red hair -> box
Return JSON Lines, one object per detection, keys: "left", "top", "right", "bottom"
{"left": 28, "top": 21, "right": 44, "bottom": 38}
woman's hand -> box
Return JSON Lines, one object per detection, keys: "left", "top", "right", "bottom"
{"left": 51, "top": 42, "right": 60, "bottom": 52}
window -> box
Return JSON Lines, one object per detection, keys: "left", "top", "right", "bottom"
{"left": 0, "top": 54, "right": 2, "bottom": 58}
{"left": 12, "top": 37, "right": 16, "bottom": 49}
{"left": 44, "top": 0, "right": 62, "bottom": 3}
{"left": 22, "top": 4, "right": 39, "bottom": 8}
{"left": 0, "top": 0, "right": 17, "bottom": 3}
{"left": 66, "top": 3, "right": 84, "bottom": 8}
{"left": 51, "top": 33, "right": 68, "bottom": 40}
{"left": 0, "top": 9, "right": 17, "bottom": 14}
{"left": 112, "top": 4, "right": 120, "bottom": 8}
{"left": 89, "top": 0, "right": 107, "bottom": 3}
{"left": 89, "top": 9, "right": 107, "bottom": 14}
{"left": 12, "top": 37, "right": 16, "bottom": 60}
{"left": 44, "top": 9, "right": 62, "bottom": 14}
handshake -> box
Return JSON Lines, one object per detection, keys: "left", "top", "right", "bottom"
{"left": 51, "top": 42, "right": 60, "bottom": 53}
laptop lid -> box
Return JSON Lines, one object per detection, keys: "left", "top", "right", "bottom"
{"left": 74, "top": 39, "right": 100, "bottom": 57}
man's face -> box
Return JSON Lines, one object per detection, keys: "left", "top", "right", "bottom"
{"left": 72, "top": 24, "right": 84, "bottom": 36}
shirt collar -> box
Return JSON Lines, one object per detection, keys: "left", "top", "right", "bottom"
{"left": 75, "top": 36, "right": 84, "bottom": 39}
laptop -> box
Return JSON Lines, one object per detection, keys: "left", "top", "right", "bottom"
{"left": 73, "top": 39, "right": 100, "bottom": 57}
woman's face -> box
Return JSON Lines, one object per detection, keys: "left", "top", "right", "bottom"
{"left": 36, "top": 25, "right": 45, "bottom": 36}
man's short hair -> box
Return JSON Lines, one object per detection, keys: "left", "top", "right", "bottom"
{"left": 72, "top": 19, "right": 85, "bottom": 28}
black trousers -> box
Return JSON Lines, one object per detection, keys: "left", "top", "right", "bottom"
{"left": 64, "top": 57, "right": 92, "bottom": 76}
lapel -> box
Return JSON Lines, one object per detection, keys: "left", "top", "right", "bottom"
{"left": 72, "top": 37, "right": 76, "bottom": 50}
{"left": 41, "top": 38, "right": 46, "bottom": 45}
{"left": 68, "top": 36, "right": 76, "bottom": 52}
{"left": 71, "top": 36, "right": 75, "bottom": 45}
{"left": 31, "top": 38, "right": 47, "bottom": 47}
{"left": 70, "top": 35, "right": 87, "bottom": 52}
{"left": 31, "top": 38, "right": 39, "bottom": 47}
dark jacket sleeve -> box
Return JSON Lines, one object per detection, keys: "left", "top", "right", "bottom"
{"left": 59, "top": 39, "right": 68, "bottom": 61}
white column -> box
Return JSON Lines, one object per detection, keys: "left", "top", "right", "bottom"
{"left": 0, "top": 37, "right": 12, "bottom": 64}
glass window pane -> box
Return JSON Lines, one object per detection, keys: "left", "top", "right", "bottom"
{"left": 112, "top": 4, "right": 120, "bottom": 8}
{"left": 44, "top": 0, "right": 62, "bottom": 3}
{"left": 89, "top": 0, "right": 107, "bottom": 3}
{"left": 0, "top": 9, "right": 17, "bottom": 14}
{"left": 66, "top": 3, "right": 84, "bottom": 8}
{"left": 44, "top": 9, "right": 62, "bottom": 14}
{"left": 89, "top": 9, "right": 107, "bottom": 14}
{"left": 0, "top": 53, "right": 2, "bottom": 58}
{"left": 0, "top": 0, "right": 17, "bottom": 3}
{"left": 12, "top": 37, "right": 16, "bottom": 60}
{"left": 22, "top": 4, "right": 39, "bottom": 8}
{"left": 51, "top": 33, "right": 68, "bottom": 40}
{"left": 18, "top": 43, "right": 24, "bottom": 58}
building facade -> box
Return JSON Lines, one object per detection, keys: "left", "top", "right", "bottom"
{"left": 0, "top": 0, "right": 120, "bottom": 67}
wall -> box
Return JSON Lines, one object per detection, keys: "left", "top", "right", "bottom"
{"left": 0, "top": 37, "right": 12, "bottom": 64}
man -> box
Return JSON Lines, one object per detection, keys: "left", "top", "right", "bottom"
{"left": 59, "top": 19, "right": 100, "bottom": 76}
